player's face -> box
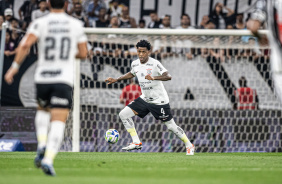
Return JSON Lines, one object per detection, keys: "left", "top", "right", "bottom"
{"left": 137, "top": 47, "right": 150, "bottom": 63}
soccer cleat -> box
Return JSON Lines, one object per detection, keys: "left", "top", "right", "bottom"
{"left": 34, "top": 147, "right": 45, "bottom": 168}
{"left": 186, "top": 144, "right": 195, "bottom": 155}
{"left": 41, "top": 163, "right": 56, "bottom": 176}
{"left": 122, "top": 142, "right": 142, "bottom": 151}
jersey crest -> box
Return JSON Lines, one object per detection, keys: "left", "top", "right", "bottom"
{"left": 146, "top": 68, "right": 152, "bottom": 75}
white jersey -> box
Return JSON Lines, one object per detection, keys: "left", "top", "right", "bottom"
{"left": 130, "top": 57, "right": 169, "bottom": 105}
{"left": 27, "top": 12, "right": 87, "bottom": 86}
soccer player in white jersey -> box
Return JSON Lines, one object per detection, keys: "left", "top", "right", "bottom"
{"left": 5, "top": 0, "right": 87, "bottom": 176}
{"left": 247, "top": 0, "right": 282, "bottom": 103}
{"left": 105, "top": 40, "right": 195, "bottom": 155}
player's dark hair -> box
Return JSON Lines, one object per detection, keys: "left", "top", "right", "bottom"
{"left": 49, "top": 0, "right": 65, "bottom": 9}
{"left": 150, "top": 10, "right": 157, "bottom": 15}
{"left": 181, "top": 13, "right": 190, "bottom": 19}
{"left": 136, "top": 40, "right": 151, "bottom": 50}
{"left": 139, "top": 19, "right": 145, "bottom": 24}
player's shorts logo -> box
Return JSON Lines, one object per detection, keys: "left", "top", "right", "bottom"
{"left": 50, "top": 96, "right": 69, "bottom": 105}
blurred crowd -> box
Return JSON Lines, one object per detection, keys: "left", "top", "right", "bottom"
{"left": 0, "top": 0, "right": 266, "bottom": 59}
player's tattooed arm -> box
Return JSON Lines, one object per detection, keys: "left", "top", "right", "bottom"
{"left": 145, "top": 72, "right": 172, "bottom": 81}
{"left": 105, "top": 72, "right": 135, "bottom": 84}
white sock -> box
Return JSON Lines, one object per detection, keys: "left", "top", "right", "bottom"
{"left": 119, "top": 106, "right": 141, "bottom": 143}
{"left": 35, "top": 110, "right": 50, "bottom": 150}
{"left": 164, "top": 119, "right": 193, "bottom": 147}
{"left": 42, "top": 121, "right": 66, "bottom": 165}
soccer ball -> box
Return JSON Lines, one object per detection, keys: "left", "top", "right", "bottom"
{"left": 105, "top": 129, "right": 119, "bottom": 144}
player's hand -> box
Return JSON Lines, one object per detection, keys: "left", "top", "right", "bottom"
{"left": 105, "top": 77, "right": 117, "bottom": 84}
{"left": 145, "top": 75, "right": 154, "bottom": 81}
{"left": 5, "top": 67, "right": 19, "bottom": 85}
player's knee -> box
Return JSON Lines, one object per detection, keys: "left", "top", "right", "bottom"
{"left": 119, "top": 106, "right": 134, "bottom": 120}
{"left": 164, "top": 119, "right": 178, "bottom": 131}
{"left": 119, "top": 110, "right": 126, "bottom": 120}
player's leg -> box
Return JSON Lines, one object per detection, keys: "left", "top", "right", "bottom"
{"left": 34, "top": 84, "right": 51, "bottom": 168}
{"left": 119, "top": 97, "right": 149, "bottom": 151}
{"left": 41, "top": 108, "right": 69, "bottom": 176}
{"left": 34, "top": 107, "right": 51, "bottom": 168}
{"left": 119, "top": 106, "right": 140, "bottom": 143}
{"left": 163, "top": 119, "right": 194, "bottom": 155}
{"left": 150, "top": 103, "right": 194, "bottom": 155}
{"left": 41, "top": 84, "right": 72, "bottom": 176}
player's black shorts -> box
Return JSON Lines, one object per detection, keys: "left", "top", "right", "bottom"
{"left": 128, "top": 97, "right": 173, "bottom": 122}
{"left": 36, "top": 83, "right": 73, "bottom": 109}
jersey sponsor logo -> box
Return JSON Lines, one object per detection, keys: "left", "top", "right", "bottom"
{"left": 50, "top": 96, "right": 69, "bottom": 105}
{"left": 141, "top": 87, "right": 153, "bottom": 90}
{"left": 141, "top": 73, "right": 145, "bottom": 77}
{"left": 41, "top": 70, "right": 62, "bottom": 77}
{"left": 48, "top": 29, "right": 70, "bottom": 33}
{"left": 157, "top": 64, "right": 163, "bottom": 71}
{"left": 146, "top": 63, "right": 153, "bottom": 66}
{"left": 146, "top": 68, "right": 152, "bottom": 75}
{"left": 132, "top": 64, "right": 139, "bottom": 68}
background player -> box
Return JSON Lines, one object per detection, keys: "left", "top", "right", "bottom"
{"left": 5, "top": 0, "right": 87, "bottom": 176}
{"left": 105, "top": 40, "right": 194, "bottom": 155}
{"left": 247, "top": 0, "right": 282, "bottom": 103}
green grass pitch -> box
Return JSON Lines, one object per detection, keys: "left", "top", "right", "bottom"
{"left": 0, "top": 152, "right": 281, "bottom": 184}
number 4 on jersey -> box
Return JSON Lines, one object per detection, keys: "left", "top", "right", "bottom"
{"left": 161, "top": 108, "right": 165, "bottom": 115}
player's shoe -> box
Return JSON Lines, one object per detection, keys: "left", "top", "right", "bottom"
{"left": 34, "top": 147, "right": 45, "bottom": 168}
{"left": 186, "top": 144, "right": 195, "bottom": 155}
{"left": 41, "top": 163, "right": 56, "bottom": 176}
{"left": 122, "top": 142, "right": 142, "bottom": 151}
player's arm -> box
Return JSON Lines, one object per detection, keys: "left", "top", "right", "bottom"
{"left": 247, "top": 0, "right": 267, "bottom": 41}
{"left": 145, "top": 71, "right": 172, "bottom": 81}
{"left": 105, "top": 72, "right": 135, "bottom": 84}
{"left": 76, "top": 42, "right": 88, "bottom": 59}
{"left": 4, "top": 33, "right": 38, "bottom": 84}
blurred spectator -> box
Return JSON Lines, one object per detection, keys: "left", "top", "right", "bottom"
{"left": 160, "top": 15, "right": 171, "bottom": 29}
{"left": 72, "top": 2, "right": 89, "bottom": 27}
{"left": 209, "top": 2, "right": 235, "bottom": 29}
{"left": 87, "top": 0, "right": 105, "bottom": 22}
{"left": 209, "top": 37, "right": 226, "bottom": 62}
{"left": 0, "top": 0, "right": 14, "bottom": 16}
{"left": 0, "top": 15, "right": 4, "bottom": 30}
{"left": 67, "top": 0, "right": 80, "bottom": 15}
{"left": 119, "top": 5, "right": 136, "bottom": 28}
{"left": 4, "top": 8, "right": 13, "bottom": 28}
{"left": 4, "top": 31, "right": 17, "bottom": 57}
{"left": 148, "top": 10, "right": 162, "bottom": 28}
{"left": 175, "top": 14, "right": 194, "bottom": 59}
{"left": 19, "top": 0, "right": 38, "bottom": 30}
{"left": 234, "top": 76, "right": 259, "bottom": 110}
{"left": 138, "top": 19, "right": 146, "bottom": 28}
{"left": 10, "top": 18, "right": 23, "bottom": 47}
{"left": 32, "top": 0, "right": 49, "bottom": 21}
{"left": 176, "top": 14, "right": 194, "bottom": 29}
{"left": 120, "top": 78, "right": 142, "bottom": 106}
{"left": 92, "top": 7, "right": 109, "bottom": 27}
{"left": 198, "top": 15, "right": 215, "bottom": 29}
{"left": 228, "top": 13, "right": 246, "bottom": 29}
{"left": 109, "top": 15, "right": 119, "bottom": 28}
{"left": 107, "top": 0, "right": 122, "bottom": 18}
{"left": 152, "top": 35, "right": 175, "bottom": 59}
